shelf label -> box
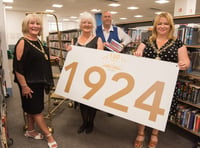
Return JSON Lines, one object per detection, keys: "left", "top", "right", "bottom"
{"left": 55, "top": 45, "right": 179, "bottom": 131}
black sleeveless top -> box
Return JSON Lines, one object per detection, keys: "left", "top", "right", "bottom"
{"left": 77, "top": 36, "right": 99, "bottom": 49}
{"left": 13, "top": 37, "right": 53, "bottom": 87}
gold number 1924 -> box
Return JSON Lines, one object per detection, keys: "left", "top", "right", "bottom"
{"left": 64, "top": 62, "right": 165, "bottom": 122}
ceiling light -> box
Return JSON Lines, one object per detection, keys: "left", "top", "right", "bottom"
{"left": 52, "top": 4, "right": 63, "bottom": 8}
{"left": 108, "top": 3, "right": 120, "bottom": 7}
{"left": 134, "top": 15, "right": 143, "bottom": 18}
{"left": 110, "top": 11, "right": 118, "bottom": 14}
{"left": 45, "top": 9, "right": 55, "bottom": 12}
{"left": 46, "top": 14, "right": 54, "bottom": 17}
{"left": 127, "top": 6, "right": 139, "bottom": 10}
{"left": 120, "top": 18, "right": 127, "bottom": 20}
{"left": 63, "top": 19, "right": 70, "bottom": 21}
{"left": 91, "top": 9, "right": 101, "bottom": 13}
{"left": 5, "top": 6, "right": 13, "bottom": 9}
{"left": 3, "top": 0, "right": 13, "bottom": 3}
{"left": 70, "top": 16, "right": 78, "bottom": 19}
{"left": 155, "top": 0, "right": 170, "bottom": 4}
{"left": 155, "top": 11, "right": 164, "bottom": 14}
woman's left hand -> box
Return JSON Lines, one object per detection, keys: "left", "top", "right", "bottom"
{"left": 178, "top": 61, "right": 188, "bottom": 70}
{"left": 22, "top": 86, "right": 33, "bottom": 99}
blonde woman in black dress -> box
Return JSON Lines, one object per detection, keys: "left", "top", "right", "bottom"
{"left": 134, "top": 12, "right": 190, "bottom": 148}
{"left": 13, "top": 14, "right": 57, "bottom": 148}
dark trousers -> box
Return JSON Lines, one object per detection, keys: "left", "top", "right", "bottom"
{"left": 80, "top": 104, "right": 96, "bottom": 127}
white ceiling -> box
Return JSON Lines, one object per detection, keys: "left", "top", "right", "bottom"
{"left": 4, "top": 0, "right": 200, "bottom": 24}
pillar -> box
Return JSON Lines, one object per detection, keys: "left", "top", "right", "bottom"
{"left": 95, "top": 13, "right": 102, "bottom": 26}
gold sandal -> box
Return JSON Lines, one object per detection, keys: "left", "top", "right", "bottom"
{"left": 134, "top": 133, "right": 145, "bottom": 148}
{"left": 148, "top": 133, "right": 158, "bottom": 148}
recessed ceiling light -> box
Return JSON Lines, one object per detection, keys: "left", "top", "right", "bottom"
{"left": 52, "top": 4, "right": 63, "bottom": 8}
{"left": 63, "top": 19, "right": 70, "bottom": 21}
{"left": 91, "top": 9, "right": 101, "bottom": 12}
{"left": 3, "top": 0, "right": 13, "bottom": 3}
{"left": 70, "top": 16, "right": 78, "bottom": 19}
{"left": 46, "top": 14, "right": 54, "bottom": 17}
{"left": 5, "top": 6, "right": 13, "bottom": 9}
{"left": 127, "top": 6, "right": 139, "bottom": 10}
{"left": 155, "top": 0, "right": 170, "bottom": 4}
{"left": 134, "top": 15, "right": 143, "bottom": 18}
{"left": 110, "top": 11, "right": 118, "bottom": 14}
{"left": 155, "top": 11, "right": 164, "bottom": 14}
{"left": 45, "top": 9, "right": 55, "bottom": 13}
{"left": 120, "top": 18, "right": 127, "bottom": 20}
{"left": 108, "top": 3, "right": 120, "bottom": 7}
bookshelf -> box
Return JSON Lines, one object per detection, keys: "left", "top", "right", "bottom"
{"left": 0, "top": 39, "right": 13, "bottom": 147}
{"left": 117, "top": 15, "right": 200, "bottom": 137}
{"left": 48, "top": 29, "right": 80, "bottom": 58}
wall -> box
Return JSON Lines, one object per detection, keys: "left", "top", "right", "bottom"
{"left": 5, "top": 10, "right": 79, "bottom": 45}
{"left": 6, "top": 11, "right": 24, "bottom": 45}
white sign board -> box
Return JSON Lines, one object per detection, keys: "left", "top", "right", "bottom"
{"left": 55, "top": 46, "right": 179, "bottom": 131}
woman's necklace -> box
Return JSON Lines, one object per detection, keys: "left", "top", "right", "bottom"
{"left": 78, "top": 34, "right": 93, "bottom": 46}
{"left": 150, "top": 39, "right": 174, "bottom": 60}
{"left": 23, "top": 37, "right": 48, "bottom": 60}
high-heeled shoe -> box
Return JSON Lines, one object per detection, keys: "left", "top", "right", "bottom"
{"left": 134, "top": 133, "right": 145, "bottom": 148}
{"left": 24, "top": 130, "right": 44, "bottom": 140}
{"left": 85, "top": 123, "right": 94, "bottom": 134}
{"left": 148, "top": 133, "right": 158, "bottom": 148}
{"left": 77, "top": 123, "right": 87, "bottom": 134}
{"left": 46, "top": 133, "right": 58, "bottom": 148}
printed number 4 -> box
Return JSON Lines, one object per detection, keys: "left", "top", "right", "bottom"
{"left": 64, "top": 62, "right": 165, "bottom": 122}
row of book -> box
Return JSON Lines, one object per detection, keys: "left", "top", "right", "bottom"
{"left": 176, "top": 24, "right": 200, "bottom": 45}
{"left": 127, "top": 23, "right": 200, "bottom": 45}
{"left": 175, "top": 78, "right": 200, "bottom": 104}
{"left": 127, "top": 26, "right": 152, "bottom": 43}
{"left": 49, "top": 48, "right": 67, "bottom": 58}
{"left": 49, "top": 31, "right": 80, "bottom": 41}
{"left": 189, "top": 51, "right": 200, "bottom": 73}
{"left": 170, "top": 104, "right": 200, "bottom": 134}
{"left": 49, "top": 42, "right": 67, "bottom": 49}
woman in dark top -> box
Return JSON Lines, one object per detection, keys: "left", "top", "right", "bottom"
{"left": 73, "top": 12, "right": 104, "bottom": 134}
{"left": 133, "top": 12, "right": 190, "bottom": 148}
{"left": 13, "top": 14, "right": 57, "bottom": 148}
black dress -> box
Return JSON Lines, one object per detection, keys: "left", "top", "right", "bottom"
{"left": 13, "top": 37, "right": 53, "bottom": 114}
{"left": 142, "top": 38, "right": 184, "bottom": 118}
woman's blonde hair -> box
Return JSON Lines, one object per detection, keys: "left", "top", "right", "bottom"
{"left": 78, "top": 11, "right": 96, "bottom": 34}
{"left": 22, "top": 13, "right": 43, "bottom": 36}
{"left": 150, "top": 12, "right": 175, "bottom": 41}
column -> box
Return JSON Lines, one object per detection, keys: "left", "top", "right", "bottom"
{"left": 95, "top": 13, "right": 102, "bottom": 26}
